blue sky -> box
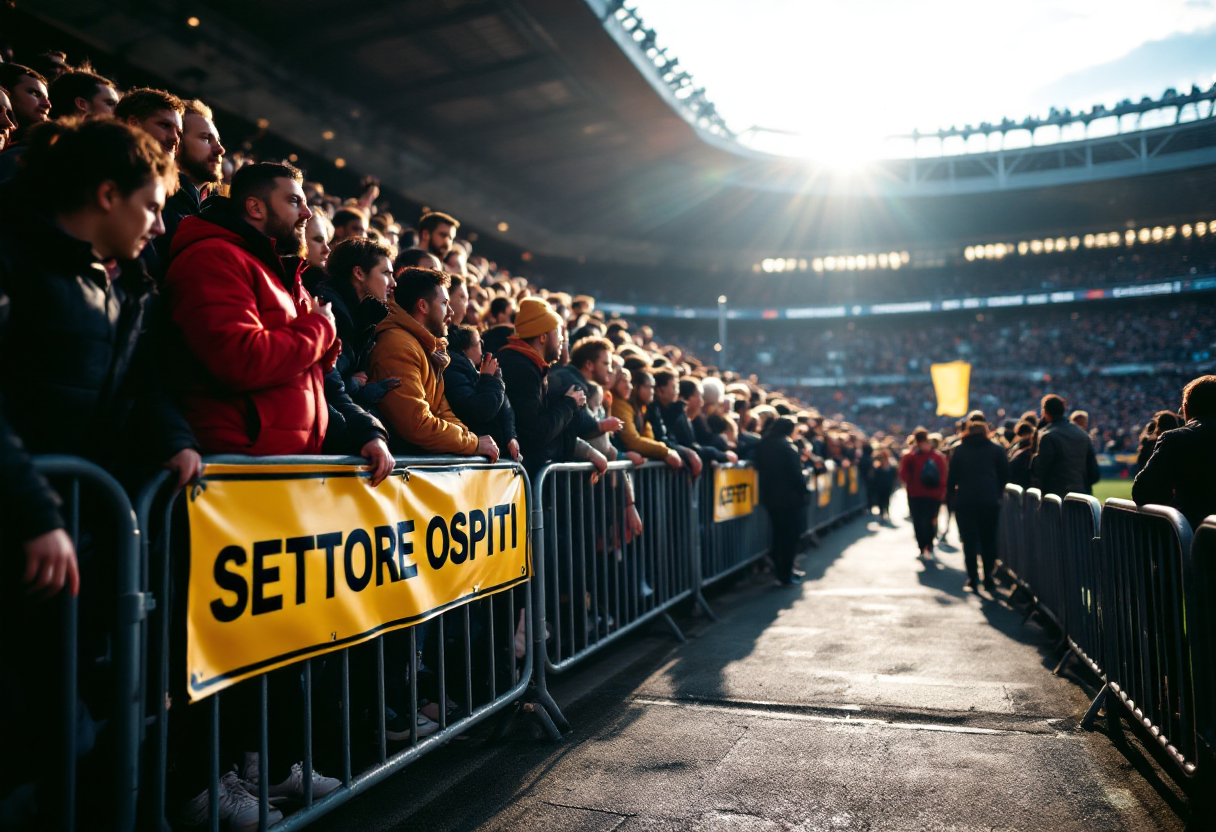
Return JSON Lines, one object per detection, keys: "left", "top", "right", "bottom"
{"left": 630, "top": 0, "right": 1216, "bottom": 159}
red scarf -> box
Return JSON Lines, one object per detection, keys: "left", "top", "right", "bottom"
{"left": 500, "top": 336, "right": 549, "bottom": 371}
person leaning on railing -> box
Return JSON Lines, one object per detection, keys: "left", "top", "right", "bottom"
{"left": 1133, "top": 374, "right": 1216, "bottom": 530}
{"left": 0, "top": 119, "right": 204, "bottom": 827}
{"left": 611, "top": 366, "right": 683, "bottom": 470}
{"left": 370, "top": 266, "right": 499, "bottom": 460}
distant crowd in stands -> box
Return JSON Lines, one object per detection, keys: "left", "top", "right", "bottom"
{"left": 597, "top": 232, "right": 1216, "bottom": 308}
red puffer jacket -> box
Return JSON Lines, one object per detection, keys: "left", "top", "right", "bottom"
{"left": 163, "top": 202, "right": 339, "bottom": 455}
{"left": 899, "top": 448, "right": 949, "bottom": 501}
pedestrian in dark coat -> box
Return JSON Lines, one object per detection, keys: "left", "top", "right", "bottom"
{"left": 1133, "top": 376, "right": 1216, "bottom": 530}
{"left": 754, "top": 417, "right": 809, "bottom": 585}
{"left": 945, "top": 414, "right": 1010, "bottom": 592}
{"left": 1007, "top": 421, "right": 1035, "bottom": 489}
{"left": 1031, "top": 394, "right": 1100, "bottom": 497}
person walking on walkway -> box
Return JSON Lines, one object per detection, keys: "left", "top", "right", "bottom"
{"left": 754, "top": 417, "right": 810, "bottom": 585}
{"left": 899, "top": 428, "right": 948, "bottom": 562}
{"left": 945, "top": 413, "right": 1010, "bottom": 593}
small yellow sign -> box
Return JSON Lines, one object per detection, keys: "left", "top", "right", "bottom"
{"left": 713, "top": 465, "right": 758, "bottom": 523}
{"left": 848, "top": 466, "right": 860, "bottom": 495}
{"left": 185, "top": 464, "right": 528, "bottom": 701}
{"left": 817, "top": 473, "right": 833, "bottom": 507}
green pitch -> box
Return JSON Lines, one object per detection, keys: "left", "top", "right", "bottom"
{"left": 1092, "top": 479, "right": 1134, "bottom": 503}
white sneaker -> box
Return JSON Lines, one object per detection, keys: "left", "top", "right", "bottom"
{"left": 242, "top": 753, "right": 341, "bottom": 805}
{"left": 382, "top": 706, "right": 441, "bottom": 741}
{"left": 179, "top": 770, "right": 283, "bottom": 831}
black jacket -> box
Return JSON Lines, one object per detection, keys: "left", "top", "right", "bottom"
{"left": 442, "top": 350, "right": 517, "bottom": 452}
{"left": 1031, "top": 419, "right": 1100, "bottom": 497}
{"left": 1133, "top": 419, "right": 1216, "bottom": 530}
{"left": 498, "top": 346, "right": 577, "bottom": 477}
{"left": 693, "top": 412, "right": 729, "bottom": 452}
{"left": 0, "top": 191, "right": 194, "bottom": 543}
{"left": 659, "top": 399, "right": 728, "bottom": 463}
{"left": 143, "top": 174, "right": 207, "bottom": 280}
{"left": 317, "top": 277, "right": 388, "bottom": 390}
{"left": 754, "top": 432, "right": 809, "bottom": 509}
{"left": 946, "top": 432, "right": 1011, "bottom": 508}
{"left": 547, "top": 364, "right": 601, "bottom": 440}
{"left": 321, "top": 370, "right": 388, "bottom": 454}
{"left": 1008, "top": 440, "right": 1034, "bottom": 489}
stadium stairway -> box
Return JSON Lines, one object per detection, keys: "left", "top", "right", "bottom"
{"left": 311, "top": 491, "right": 1185, "bottom": 832}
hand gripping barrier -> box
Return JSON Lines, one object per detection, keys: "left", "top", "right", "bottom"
{"left": 1058, "top": 494, "right": 1103, "bottom": 679}
{"left": 135, "top": 455, "right": 535, "bottom": 832}
{"left": 531, "top": 460, "right": 694, "bottom": 680}
{"left": 697, "top": 462, "right": 770, "bottom": 593}
{"left": 1089, "top": 500, "right": 1208, "bottom": 804}
{"left": 1, "top": 456, "right": 145, "bottom": 831}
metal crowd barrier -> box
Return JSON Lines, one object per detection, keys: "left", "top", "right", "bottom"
{"left": 998, "top": 488, "right": 1216, "bottom": 817}
{"left": 135, "top": 455, "right": 535, "bottom": 832}
{"left": 1094, "top": 500, "right": 1205, "bottom": 795}
{"left": 1059, "top": 494, "right": 1103, "bottom": 678}
{"left": 0, "top": 456, "right": 145, "bottom": 832}
{"left": 532, "top": 460, "right": 694, "bottom": 678}
{"left": 697, "top": 462, "right": 770, "bottom": 590}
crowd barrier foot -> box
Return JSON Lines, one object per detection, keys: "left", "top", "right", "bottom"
{"left": 693, "top": 590, "right": 719, "bottom": 623}
{"left": 1020, "top": 603, "right": 1038, "bottom": 626}
{"left": 1052, "top": 648, "right": 1073, "bottom": 677}
{"left": 535, "top": 686, "right": 571, "bottom": 735}
{"left": 1080, "top": 684, "right": 1108, "bottom": 730}
{"left": 662, "top": 612, "right": 687, "bottom": 643}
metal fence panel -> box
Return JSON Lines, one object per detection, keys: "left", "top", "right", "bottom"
{"left": 1061, "top": 494, "right": 1104, "bottom": 677}
{"left": 1099, "top": 499, "right": 1198, "bottom": 779}
{"left": 698, "top": 463, "right": 769, "bottom": 588}
{"left": 135, "top": 455, "right": 534, "bottom": 832}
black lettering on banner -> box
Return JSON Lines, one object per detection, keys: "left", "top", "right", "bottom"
{"left": 487, "top": 506, "right": 494, "bottom": 556}
{"left": 450, "top": 512, "right": 468, "bottom": 564}
{"left": 396, "top": 521, "right": 418, "bottom": 579}
{"left": 719, "top": 483, "right": 750, "bottom": 507}
{"left": 374, "top": 525, "right": 400, "bottom": 585}
{"left": 344, "top": 528, "right": 373, "bottom": 592}
{"left": 210, "top": 545, "right": 248, "bottom": 623}
{"left": 252, "top": 539, "right": 283, "bottom": 615}
{"left": 511, "top": 502, "right": 517, "bottom": 549}
{"left": 285, "top": 536, "right": 315, "bottom": 605}
{"left": 317, "top": 532, "right": 342, "bottom": 599}
{"left": 469, "top": 509, "right": 486, "bottom": 561}
{"left": 494, "top": 504, "right": 510, "bottom": 553}
{"left": 427, "top": 515, "right": 449, "bottom": 570}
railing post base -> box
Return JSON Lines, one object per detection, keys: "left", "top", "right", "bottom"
{"left": 693, "top": 590, "right": 718, "bottom": 622}
{"left": 661, "top": 612, "right": 686, "bottom": 643}
{"left": 1080, "top": 683, "right": 1108, "bottom": 730}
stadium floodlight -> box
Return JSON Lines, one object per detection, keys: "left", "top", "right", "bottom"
{"left": 1152, "top": 226, "right": 1164, "bottom": 242}
{"left": 812, "top": 258, "right": 824, "bottom": 273}
{"left": 889, "top": 252, "right": 902, "bottom": 269}
{"left": 1165, "top": 226, "right": 1176, "bottom": 239}
{"left": 1018, "top": 241, "right": 1029, "bottom": 255}
{"left": 1044, "top": 238, "right": 1055, "bottom": 252}
{"left": 1139, "top": 228, "right": 1151, "bottom": 243}
{"left": 995, "top": 243, "right": 1007, "bottom": 258}
{"left": 718, "top": 295, "right": 727, "bottom": 304}
{"left": 1197, "top": 222, "right": 1208, "bottom": 237}
{"left": 900, "top": 251, "right": 910, "bottom": 264}
{"left": 1126, "top": 229, "right": 1137, "bottom": 245}
{"left": 878, "top": 253, "right": 889, "bottom": 267}
{"left": 983, "top": 244, "right": 995, "bottom": 259}
{"left": 965, "top": 247, "right": 975, "bottom": 261}
{"left": 1182, "top": 224, "right": 1193, "bottom": 238}
{"left": 1069, "top": 237, "right": 1080, "bottom": 249}
{"left": 799, "top": 259, "right": 808, "bottom": 271}
{"left": 866, "top": 254, "right": 877, "bottom": 269}
{"left": 1030, "top": 240, "right": 1043, "bottom": 254}
{"left": 1084, "top": 234, "right": 1095, "bottom": 248}
{"left": 1108, "top": 232, "right": 1120, "bottom": 246}
{"left": 825, "top": 256, "right": 836, "bottom": 270}
{"left": 1055, "top": 237, "right": 1067, "bottom": 251}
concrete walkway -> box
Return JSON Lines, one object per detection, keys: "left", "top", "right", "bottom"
{"left": 313, "top": 493, "right": 1186, "bottom": 832}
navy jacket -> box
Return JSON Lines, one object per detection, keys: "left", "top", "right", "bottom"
{"left": 443, "top": 350, "right": 517, "bottom": 455}
{"left": 1133, "top": 419, "right": 1216, "bottom": 530}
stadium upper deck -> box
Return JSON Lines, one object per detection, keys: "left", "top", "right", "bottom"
{"left": 23, "top": 0, "right": 1216, "bottom": 273}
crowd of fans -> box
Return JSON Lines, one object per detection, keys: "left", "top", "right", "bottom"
{"left": 592, "top": 233, "right": 1216, "bottom": 308}
{"left": 0, "top": 48, "right": 884, "bottom": 831}
{"left": 2, "top": 42, "right": 1212, "bottom": 832}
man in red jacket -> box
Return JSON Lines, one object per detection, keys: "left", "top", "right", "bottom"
{"left": 162, "top": 162, "right": 389, "bottom": 827}
{"left": 899, "top": 428, "right": 949, "bottom": 562}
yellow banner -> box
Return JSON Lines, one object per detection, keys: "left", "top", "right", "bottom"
{"left": 848, "top": 466, "right": 860, "bottom": 495}
{"left": 817, "top": 473, "right": 833, "bottom": 507}
{"left": 712, "top": 466, "right": 758, "bottom": 523}
{"left": 185, "top": 464, "right": 528, "bottom": 701}
{"left": 931, "top": 361, "right": 971, "bottom": 417}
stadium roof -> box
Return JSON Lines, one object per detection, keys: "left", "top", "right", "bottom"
{"left": 28, "top": 0, "right": 1216, "bottom": 270}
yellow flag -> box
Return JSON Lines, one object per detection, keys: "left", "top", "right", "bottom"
{"left": 931, "top": 361, "right": 971, "bottom": 417}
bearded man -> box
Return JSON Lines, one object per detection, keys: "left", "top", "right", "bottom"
{"left": 163, "top": 162, "right": 364, "bottom": 458}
